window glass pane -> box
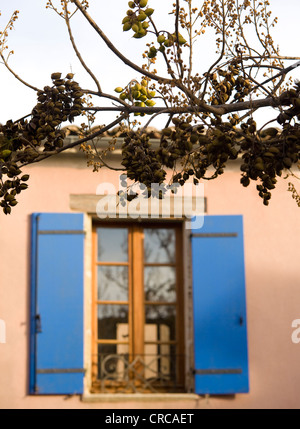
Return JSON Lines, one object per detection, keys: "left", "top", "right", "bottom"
{"left": 97, "top": 228, "right": 128, "bottom": 262}
{"left": 144, "top": 229, "right": 175, "bottom": 263}
{"left": 97, "top": 305, "right": 128, "bottom": 340}
{"left": 97, "top": 344, "right": 129, "bottom": 381}
{"left": 98, "top": 266, "right": 128, "bottom": 301}
{"left": 145, "top": 305, "right": 176, "bottom": 341}
{"left": 144, "top": 266, "right": 176, "bottom": 302}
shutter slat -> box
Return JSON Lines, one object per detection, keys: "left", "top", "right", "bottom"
{"left": 191, "top": 215, "right": 249, "bottom": 394}
{"left": 30, "top": 213, "right": 85, "bottom": 395}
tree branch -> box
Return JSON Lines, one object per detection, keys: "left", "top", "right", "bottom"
{"left": 64, "top": 1, "right": 102, "bottom": 93}
{"left": 71, "top": 0, "right": 171, "bottom": 85}
{"left": 257, "top": 60, "right": 300, "bottom": 89}
{"left": 0, "top": 53, "right": 40, "bottom": 92}
{"left": 83, "top": 94, "right": 284, "bottom": 116}
{"left": 71, "top": 0, "right": 225, "bottom": 117}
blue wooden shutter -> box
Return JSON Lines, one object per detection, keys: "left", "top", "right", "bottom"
{"left": 30, "top": 213, "right": 85, "bottom": 395}
{"left": 191, "top": 215, "right": 249, "bottom": 394}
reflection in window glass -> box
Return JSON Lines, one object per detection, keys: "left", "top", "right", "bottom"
{"left": 144, "top": 266, "right": 176, "bottom": 302}
{"left": 98, "top": 266, "right": 128, "bottom": 301}
{"left": 97, "top": 228, "right": 128, "bottom": 262}
{"left": 145, "top": 305, "right": 176, "bottom": 341}
{"left": 143, "top": 344, "right": 177, "bottom": 382}
{"left": 97, "top": 343, "right": 129, "bottom": 381}
{"left": 144, "top": 229, "right": 175, "bottom": 263}
{"left": 97, "top": 305, "right": 128, "bottom": 340}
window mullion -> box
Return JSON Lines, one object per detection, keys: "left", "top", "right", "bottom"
{"left": 128, "top": 227, "right": 133, "bottom": 358}
{"left": 91, "top": 227, "right": 98, "bottom": 385}
{"left": 132, "top": 225, "right": 145, "bottom": 358}
{"left": 176, "top": 226, "right": 185, "bottom": 387}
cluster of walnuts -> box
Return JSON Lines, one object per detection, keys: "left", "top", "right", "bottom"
{"left": 0, "top": 73, "right": 84, "bottom": 214}
{"left": 120, "top": 105, "right": 300, "bottom": 205}
{"left": 26, "top": 72, "right": 84, "bottom": 151}
{"left": 121, "top": 131, "right": 166, "bottom": 196}
{"left": 239, "top": 120, "right": 300, "bottom": 205}
{"left": 209, "top": 62, "right": 253, "bottom": 105}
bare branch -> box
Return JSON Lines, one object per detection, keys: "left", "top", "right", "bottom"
{"left": 83, "top": 89, "right": 130, "bottom": 108}
{"left": 0, "top": 53, "right": 40, "bottom": 92}
{"left": 257, "top": 61, "right": 300, "bottom": 89}
{"left": 63, "top": 0, "right": 102, "bottom": 93}
{"left": 86, "top": 95, "right": 285, "bottom": 116}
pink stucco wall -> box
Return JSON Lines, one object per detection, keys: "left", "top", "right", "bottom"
{"left": 0, "top": 153, "right": 299, "bottom": 409}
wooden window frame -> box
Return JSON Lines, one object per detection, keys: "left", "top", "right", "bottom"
{"left": 91, "top": 221, "right": 185, "bottom": 393}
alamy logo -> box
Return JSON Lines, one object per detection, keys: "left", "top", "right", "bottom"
{"left": 96, "top": 175, "right": 205, "bottom": 229}
{"left": 291, "top": 319, "right": 300, "bottom": 344}
{"left": 0, "top": 319, "right": 6, "bottom": 344}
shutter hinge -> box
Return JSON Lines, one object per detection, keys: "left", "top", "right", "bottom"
{"left": 193, "top": 368, "right": 242, "bottom": 375}
{"left": 36, "top": 368, "right": 86, "bottom": 374}
{"left": 190, "top": 232, "right": 238, "bottom": 239}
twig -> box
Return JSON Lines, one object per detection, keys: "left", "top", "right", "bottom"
{"left": 141, "top": 108, "right": 171, "bottom": 131}
{"left": 0, "top": 53, "right": 40, "bottom": 92}
{"left": 257, "top": 61, "right": 300, "bottom": 89}
{"left": 201, "top": 0, "right": 227, "bottom": 99}
{"left": 175, "top": 0, "right": 184, "bottom": 79}
{"left": 64, "top": 1, "right": 102, "bottom": 93}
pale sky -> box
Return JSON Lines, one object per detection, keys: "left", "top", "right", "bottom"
{"left": 0, "top": 0, "right": 299, "bottom": 128}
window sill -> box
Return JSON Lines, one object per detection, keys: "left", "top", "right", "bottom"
{"left": 81, "top": 393, "right": 200, "bottom": 403}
